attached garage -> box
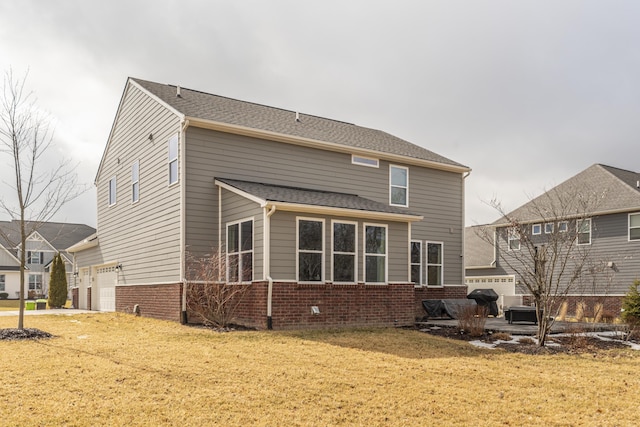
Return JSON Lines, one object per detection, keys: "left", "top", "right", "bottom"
{"left": 93, "top": 264, "right": 117, "bottom": 312}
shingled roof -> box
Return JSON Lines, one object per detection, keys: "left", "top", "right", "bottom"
{"left": 0, "top": 221, "right": 96, "bottom": 252}
{"left": 493, "top": 164, "right": 640, "bottom": 225}
{"left": 130, "top": 78, "right": 468, "bottom": 171}
{"left": 216, "top": 178, "right": 422, "bottom": 220}
{"left": 464, "top": 225, "right": 496, "bottom": 269}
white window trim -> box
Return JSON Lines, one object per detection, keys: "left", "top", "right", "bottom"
{"left": 0, "top": 274, "right": 5, "bottom": 292}
{"left": 108, "top": 176, "right": 117, "bottom": 207}
{"left": 629, "top": 213, "right": 640, "bottom": 242}
{"left": 577, "top": 218, "right": 592, "bottom": 245}
{"left": 28, "top": 273, "right": 43, "bottom": 290}
{"left": 410, "top": 240, "right": 422, "bottom": 286}
{"left": 331, "top": 220, "right": 358, "bottom": 284}
{"left": 168, "top": 133, "right": 179, "bottom": 186}
{"left": 426, "top": 241, "right": 444, "bottom": 287}
{"left": 132, "top": 160, "right": 140, "bottom": 204}
{"left": 532, "top": 224, "right": 541, "bottom": 235}
{"left": 226, "top": 217, "right": 254, "bottom": 284}
{"left": 351, "top": 155, "right": 379, "bottom": 168}
{"left": 389, "top": 165, "right": 409, "bottom": 207}
{"left": 296, "top": 217, "right": 325, "bottom": 283}
{"left": 508, "top": 228, "right": 521, "bottom": 251}
{"left": 558, "top": 221, "right": 568, "bottom": 233}
{"left": 27, "top": 251, "right": 43, "bottom": 264}
{"left": 363, "top": 222, "right": 388, "bottom": 284}
{"left": 544, "top": 223, "right": 554, "bottom": 234}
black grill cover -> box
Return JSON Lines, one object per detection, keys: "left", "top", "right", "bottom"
{"left": 466, "top": 288, "right": 499, "bottom": 316}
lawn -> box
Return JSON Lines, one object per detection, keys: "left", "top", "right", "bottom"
{"left": 1, "top": 313, "right": 638, "bottom": 426}
{"left": 0, "top": 299, "right": 20, "bottom": 310}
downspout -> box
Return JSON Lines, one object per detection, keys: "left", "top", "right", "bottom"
{"left": 462, "top": 171, "right": 471, "bottom": 287}
{"left": 265, "top": 205, "right": 277, "bottom": 329}
{"left": 180, "top": 119, "right": 190, "bottom": 324}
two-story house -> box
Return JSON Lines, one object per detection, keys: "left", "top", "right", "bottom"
{"left": 465, "top": 164, "right": 640, "bottom": 317}
{"left": 69, "top": 78, "right": 470, "bottom": 329}
{"left": 0, "top": 221, "right": 95, "bottom": 299}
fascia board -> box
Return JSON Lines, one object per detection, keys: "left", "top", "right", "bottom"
{"left": 267, "top": 202, "right": 423, "bottom": 222}
{"left": 214, "top": 180, "right": 266, "bottom": 206}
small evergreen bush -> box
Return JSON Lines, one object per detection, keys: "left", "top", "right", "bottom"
{"left": 0, "top": 292, "right": 8, "bottom": 299}
{"left": 47, "top": 253, "right": 68, "bottom": 308}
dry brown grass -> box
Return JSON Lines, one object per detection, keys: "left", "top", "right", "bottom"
{"left": 1, "top": 313, "right": 639, "bottom": 426}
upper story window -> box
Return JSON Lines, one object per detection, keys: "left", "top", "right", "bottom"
{"left": 558, "top": 221, "right": 568, "bottom": 233}
{"left": 351, "top": 155, "right": 379, "bottom": 168}
{"left": 132, "top": 160, "right": 140, "bottom": 203}
{"left": 426, "top": 242, "right": 443, "bottom": 286}
{"left": 108, "top": 177, "right": 117, "bottom": 206}
{"left": 544, "top": 223, "right": 554, "bottom": 234}
{"left": 364, "top": 224, "right": 387, "bottom": 283}
{"left": 27, "top": 251, "right": 43, "bottom": 264}
{"left": 410, "top": 240, "right": 422, "bottom": 285}
{"left": 577, "top": 218, "right": 591, "bottom": 245}
{"left": 532, "top": 224, "right": 541, "bottom": 235}
{"left": 168, "top": 134, "right": 179, "bottom": 185}
{"left": 298, "top": 218, "right": 324, "bottom": 282}
{"left": 332, "top": 221, "right": 356, "bottom": 283}
{"left": 629, "top": 213, "right": 640, "bottom": 241}
{"left": 508, "top": 228, "right": 520, "bottom": 251}
{"left": 227, "top": 219, "right": 253, "bottom": 283}
{"left": 389, "top": 165, "right": 408, "bottom": 207}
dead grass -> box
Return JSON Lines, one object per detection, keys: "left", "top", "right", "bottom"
{"left": 1, "top": 313, "right": 639, "bottom": 426}
{"left": 0, "top": 299, "right": 20, "bottom": 310}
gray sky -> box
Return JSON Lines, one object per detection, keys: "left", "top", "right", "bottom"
{"left": 1, "top": 0, "right": 639, "bottom": 228}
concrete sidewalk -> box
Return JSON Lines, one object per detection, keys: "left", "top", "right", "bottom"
{"left": 0, "top": 308, "right": 93, "bottom": 317}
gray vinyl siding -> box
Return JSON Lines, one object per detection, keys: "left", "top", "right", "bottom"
{"left": 184, "top": 127, "right": 464, "bottom": 284}
{"left": 269, "top": 211, "right": 408, "bottom": 282}
{"left": 220, "top": 189, "right": 264, "bottom": 280}
{"left": 0, "top": 248, "right": 19, "bottom": 267}
{"left": 93, "top": 83, "right": 182, "bottom": 284}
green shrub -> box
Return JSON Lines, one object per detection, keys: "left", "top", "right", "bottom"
{"left": 0, "top": 292, "right": 8, "bottom": 299}
{"left": 47, "top": 253, "right": 68, "bottom": 308}
{"left": 621, "top": 280, "right": 640, "bottom": 326}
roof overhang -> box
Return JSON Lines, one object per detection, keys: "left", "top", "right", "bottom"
{"left": 188, "top": 117, "right": 470, "bottom": 174}
{"left": 493, "top": 205, "right": 640, "bottom": 227}
{"left": 67, "top": 233, "right": 99, "bottom": 253}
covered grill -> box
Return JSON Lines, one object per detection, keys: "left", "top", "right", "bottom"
{"left": 466, "top": 288, "right": 499, "bottom": 317}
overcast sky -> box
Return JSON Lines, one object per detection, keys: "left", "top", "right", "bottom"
{"left": 1, "top": 0, "right": 639, "bottom": 228}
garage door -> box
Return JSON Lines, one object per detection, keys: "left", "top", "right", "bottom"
{"left": 94, "top": 265, "right": 117, "bottom": 312}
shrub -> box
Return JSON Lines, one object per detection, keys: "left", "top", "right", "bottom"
{"left": 457, "top": 305, "right": 488, "bottom": 337}
{"left": 621, "top": 280, "right": 640, "bottom": 340}
{"left": 518, "top": 337, "right": 535, "bottom": 345}
{"left": 0, "top": 292, "right": 8, "bottom": 299}
{"left": 489, "top": 332, "right": 512, "bottom": 342}
{"left": 48, "top": 253, "right": 68, "bottom": 309}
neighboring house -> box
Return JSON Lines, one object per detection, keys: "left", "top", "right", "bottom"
{"left": 0, "top": 221, "right": 96, "bottom": 298}
{"left": 465, "top": 164, "right": 640, "bottom": 316}
{"left": 68, "top": 77, "right": 470, "bottom": 329}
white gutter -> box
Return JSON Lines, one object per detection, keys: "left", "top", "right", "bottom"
{"left": 265, "top": 205, "right": 277, "bottom": 329}
{"left": 462, "top": 171, "right": 471, "bottom": 285}
{"left": 180, "top": 119, "right": 189, "bottom": 323}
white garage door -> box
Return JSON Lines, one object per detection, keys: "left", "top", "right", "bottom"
{"left": 94, "top": 265, "right": 117, "bottom": 312}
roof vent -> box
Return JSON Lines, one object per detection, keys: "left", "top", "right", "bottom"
{"left": 176, "top": 86, "right": 181, "bottom": 97}
{"left": 295, "top": 111, "right": 300, "bottom": 122}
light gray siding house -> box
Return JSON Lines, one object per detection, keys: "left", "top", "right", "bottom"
{"left": 466, "top": 164, "right": 640, "bottom": 317}
{"left": 69, "top": 77, "right": 470, "bottom": 329}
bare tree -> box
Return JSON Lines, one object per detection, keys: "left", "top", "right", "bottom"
{"left": 478, "top": 184, "right": 605, "bottom": 346}
{"left": 185, "top": 250, "right": 251, "bottom": 328}
{"left": 0, "top": 69, "right": 83, "bottom": 329}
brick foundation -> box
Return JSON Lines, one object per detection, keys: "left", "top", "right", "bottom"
{"left": 116, "top": 283, "right": 183, "bottom": 322}
{"left": 71, "top": 288, "right": 78, "bottom": 309}
{"left": 413, "top": 285, "right": 468, "bottom": 320}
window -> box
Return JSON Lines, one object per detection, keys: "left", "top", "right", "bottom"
{"left": 27, "top": 251, "right": 42, "bottom": 264}
{"left": 332, "top": 221, "right": 356, "bottom": 283}
{"left": 298, "top": 219, "right": 324, "bottom": 282}
{"left": 630, "top": 213, "right": 640, "bottom": 241}
{"left": 28, "top": 274, "right": 42, "bottom": 291}
{"left": 132, "top": 160, "right": 140, "bottom": 203}
{"left": 108, "top": 177, "right": 116, "bottom": 206}
{"left": 558, "top": 221, "right": 568, "bottom": 233}
{"left": 577, "top": 218, "right": 591, "bottom": 245}
{"left": 427, "top": 242, "right": 443, "bottom": 286}
{"left": 532, "top": 224, "right": 541, "bottom": 235}
{"left": 168, "top": 134, "right": 178, "bottom": 185}
{"left": 227, "top": 219, "right": 253, "bottom": 283}
{"left": 364, "top": 224, "right": 387, "bottom": 283}
{"left": 389, "top": 165, "right": 408, "bottom": 207}
{"left": 544, "top": 223, "right": 554, "bottom": 234}
{"left": 352, "top": 155, "right": 379, "bottom": 168}
{"left": 0, "top": 275, "right": 4, "bottom": 292}
{"left": 410, "top": 241, "right": 422, "bottom": 285}
{"left": 508, "top": 228, "right": 520, "bottom": 250}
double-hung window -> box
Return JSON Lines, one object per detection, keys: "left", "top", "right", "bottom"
{"left": 426, "top": 242, "right": 443, "bottom": 286}
{"left": 227, "top": 219, "right": 253, "bottom": 283}
{"left": 132, "top": 160, "right": 140, "bottom": 203}
{"left": 28, "top": 274, "right": 42, "bottom": 290}
{"left": 332, "top": 221, "right": 356, "bottom": 283}
{"left": 410, "top": 240, "right": 422, "bottom": 285}
{"left": 108, "top": 177, "right": 117, "bottom": 206}
{"left": 577, "top": 218, "right": 591, "bottom": 245}
{"left": 364, "top": 224, "right": 387, "bottom": 283}
{"left": 508, "top": 228, "right": 520, "bottom": 250}
{"left": 27, "top": 251, "right": 42, "bottom": 264}
{"left": 298, "top": 219, "right": 324, "bottom": 282}
{"left": 168, "top": 134, "right": 178, "bottom": 185}
{"left": 630, "top": 213, "right": 640, "bottom": 241}
{"left": 0, "top": 274, "right": 5, "bottom": 292}
{"left": 389, "top": 165, "right": 408, "bottom": 207}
